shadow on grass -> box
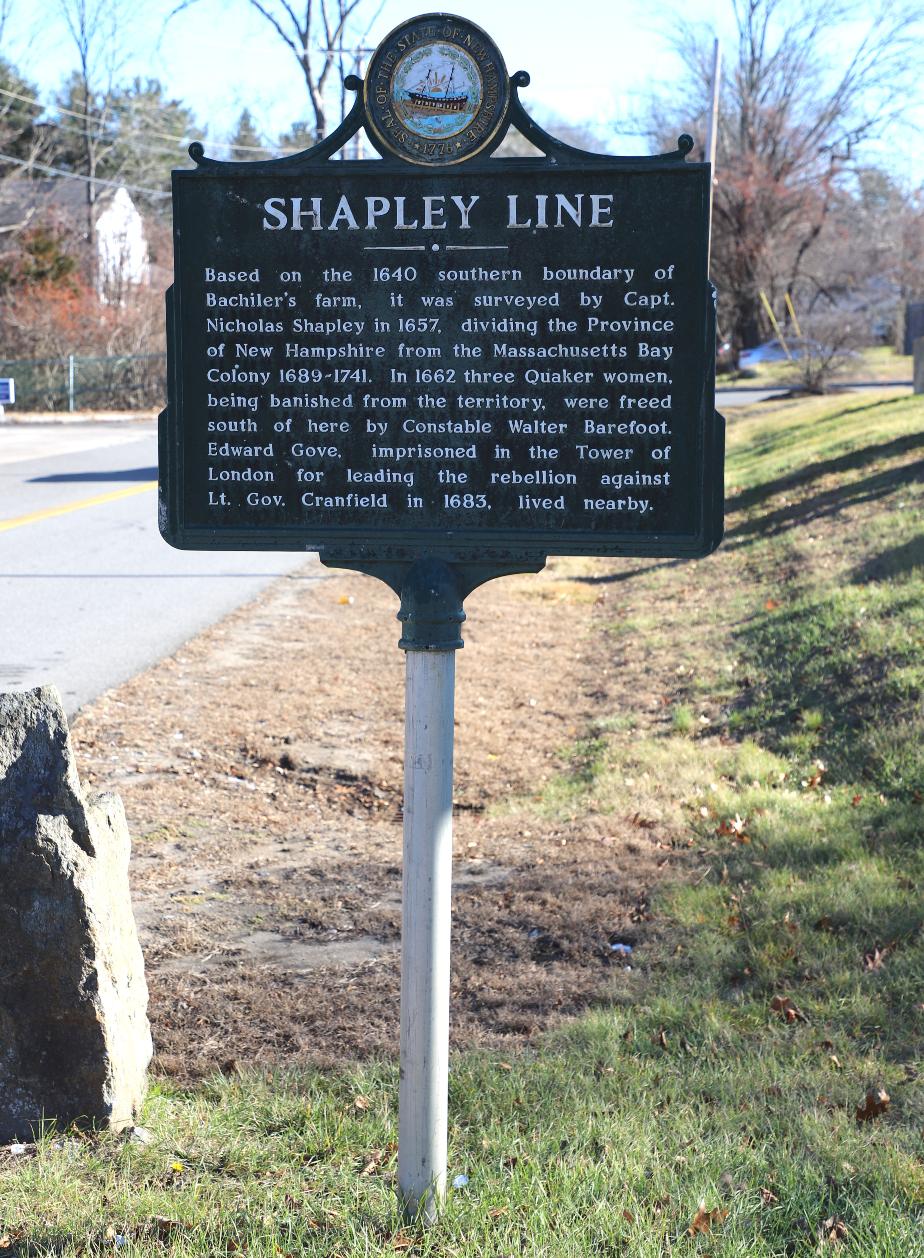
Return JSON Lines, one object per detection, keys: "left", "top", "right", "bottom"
{"left": 570, "top": 558, "right": 684, "bottom": 586}
{"left": 725, "top": 458, "right": 924, "bottom": 545}
{"left": 727, "top": 428, "right": 924, "bottom": 514}
{"left": 852, "top": 533, "right": 924, "bottom": 584}
{"left": 6, "top": 1237, "right": 74, "bottom": 1257}
{"left": 729, "top": 590, "right": 924, "bottom": 793}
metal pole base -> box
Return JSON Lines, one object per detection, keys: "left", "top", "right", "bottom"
{"left": 397, "top": 648, "right": 455, "bottom": 1223}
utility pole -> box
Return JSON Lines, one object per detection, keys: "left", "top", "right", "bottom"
{"left": 704, "top": 38, "right": 721, "bottom": 269}
{"left": 352, "top": 49, "right": 370, "bottom": 158}
{"left": 331, "top": 43, "right": 375, "bottom": 158}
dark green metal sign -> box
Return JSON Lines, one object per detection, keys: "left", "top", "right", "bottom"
{"left": 159, "top": 14, "right": 723, "bottom": 586}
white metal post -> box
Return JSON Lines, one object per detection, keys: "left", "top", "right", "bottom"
{"left": 68, "top": 355, "right": 76, "bottom": 413}
{"left": 398, "top": 648, "right": 456, "bottom": 1223}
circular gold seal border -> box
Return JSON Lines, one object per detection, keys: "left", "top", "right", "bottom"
{"left": 364, "top": 13, "right": 511, "bottom": 166}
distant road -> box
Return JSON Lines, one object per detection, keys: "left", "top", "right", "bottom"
{"left": 0, "top": 421, "right": 317, "bottom": 716}
{"left": 716, "top": 380, "right": 912, "bottom": 409}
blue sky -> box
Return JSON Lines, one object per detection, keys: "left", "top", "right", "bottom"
{"left": 4, "top": 0, "right": 922, "bottom": 180}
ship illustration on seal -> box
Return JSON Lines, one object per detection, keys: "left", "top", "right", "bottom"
{"left": 406, "top": 66, "right": 469, "bottom": 114}
{"left": 389, "top": 39, "right": 484, "bottom": 141}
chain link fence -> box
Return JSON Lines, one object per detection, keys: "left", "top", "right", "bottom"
{"left": 0, "top": 353, "right": 167, "bottom": 412}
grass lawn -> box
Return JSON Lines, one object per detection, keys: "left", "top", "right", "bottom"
{"left": 717, "top": 344, "right": 914, "bottom": 388}
{"left": 2, "top": 391, "right": 923, "bottom": 1255}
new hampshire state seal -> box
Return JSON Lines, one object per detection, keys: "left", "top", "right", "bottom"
{"left": 364, "top": 14, "right": 510, "bottom": 165}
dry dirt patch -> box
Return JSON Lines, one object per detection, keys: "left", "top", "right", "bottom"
{"left": 72, "top": 558, "right": 670, "bottom": 1078}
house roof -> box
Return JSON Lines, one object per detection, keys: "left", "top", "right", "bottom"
{"left": 0, "top": 176, "right": 125, "bottom": 234}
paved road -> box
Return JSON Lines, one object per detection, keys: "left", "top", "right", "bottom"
{"left": 716, "top": 387, "right": 786, "bottom": 407}
{"left": 0, "top": 421, "right": 317, "bottom": 716}
{"left": 716, "top": 380, "right": 912, "bottom": 409}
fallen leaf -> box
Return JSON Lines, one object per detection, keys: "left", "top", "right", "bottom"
{"left": 489, "top": 1207, "right": 508, "bottom": 1219}
{"left": 153, "top": 1218, "right": 187, "bottom": 1240}
{"left": 863, "top": 943, "right": 893, "bottom": 972}
{"left": 819, "top": 1215, "right": 848, "bottom": 1245}
{"left": 353, "top": 1095, "right": 370, "bottom": 1111}
{"left": 630, "top": 812, "right": 657, "bottom": 829}
{"left": 765, "top": 598, "right": 780, "bottom": 611}
{"left": 0, "top": 1239, "right": 11, "bottom": 1251}
{"left": 497, "top": 1061, "right": 512, "bottom": 1071}
{"left": 359, "top": 1152, "right": 383, "bottom": 1177}
{"left": 391, "top": 1235, "right": 414, "bottom": 1251}
{"left": 653, "top": 1027, "right": 669, "bottom": 1050}
{"left": 688, "top": 1205, "right": 728, "bottom": 1236}
{"left": 855, "top": 1087, "right": 890, "bottom": 1122}
{"left": 622, "top": 1209, "right": 635, "bottom": 1223}
{"left": 759, "top": 1187, "right": 779, "bottom": 1205}
{"left": 770, "top": 995, "right": 808, "bottom": 1024}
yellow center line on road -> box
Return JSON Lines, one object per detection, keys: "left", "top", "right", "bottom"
{"left": 0, "top": 481, "right": 158, "bottom": 533}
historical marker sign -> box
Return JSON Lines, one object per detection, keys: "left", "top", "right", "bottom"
{"left": 160, "top": 18, "right": 722, "bottom": 566}
{"left": 158, "top": 13, "right": 724, "bottom": 1224}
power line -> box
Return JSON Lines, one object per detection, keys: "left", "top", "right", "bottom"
{"left": 0, "top": 83, "right": 379, "bottom": 157}
{"left": 0, "top": 151, "right": 171, "bottom": 198}
{"left": 0, "top": 84, "right": 271, "bottom": 154}
{"left": 29, "top": 113, "right": 192, "bottom": 160}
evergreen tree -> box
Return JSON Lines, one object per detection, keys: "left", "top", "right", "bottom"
{"left": 276, "top": 120, "right": 314, "bottom": 156}
{"left": 229, "top": 107, "right": 267, "bottom": 158}
{"left": 0, "top": 57, "right": 45, "bottom": 163}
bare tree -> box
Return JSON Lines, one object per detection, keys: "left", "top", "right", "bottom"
{"left": 170, "top": 0, "right": 384, "bottom": 145}
{"left": 646, "top": 0, "right": 923, "bottom": 356}
{"left": 0, "top": 1, "right": 53, "bottom": 202}
{"left": 54, "top": 0, "right": 128, "bottom": 273}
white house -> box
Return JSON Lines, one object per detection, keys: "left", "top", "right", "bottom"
{"left": 94, "top": 186, "right": 150, "bottom": 302}
{"left": 0, "top": 179, "right": 151, "bottom": 303}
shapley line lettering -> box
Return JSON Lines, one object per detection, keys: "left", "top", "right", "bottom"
{"left": 261, "top": 193, "right": 616, "bottom": 231}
